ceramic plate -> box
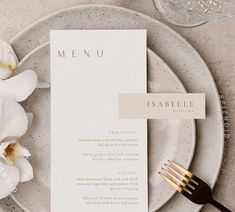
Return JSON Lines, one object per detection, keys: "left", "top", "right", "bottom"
{"left": 5, "top": 4, "right": 223, "bottom": 212}
{"left": 1, "top": 42, "right": 195, "bottom": 212}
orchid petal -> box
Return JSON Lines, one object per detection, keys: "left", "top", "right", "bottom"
{"left": 0, "top": 70, "right": 38, "bottom": 102}
{"left": 15, "top": 157, "right": 33, "bottom": 182}
{"left": 0, "top": 98, "right": 28, "bottom": 142}
{"left": 0, "top": 40, "right": 18, "bottom": 80}
{"left": 14, "top": 143, "right": 31, "bottom": 158}
{"left": 0, "top": 161, "right": 20, "bottom": 199}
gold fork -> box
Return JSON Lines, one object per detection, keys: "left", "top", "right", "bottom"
{"left": 159, "top": 160, "right": 232, "bottom": 212}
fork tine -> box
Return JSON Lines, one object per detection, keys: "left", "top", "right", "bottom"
{"left": 162, "top": 168, "right": 187, "bottom": 188}
{"left": 158, "top": 172, "right": 183, "bottom": 192}
{"left": 168, "top": 160, "right": 193, "bottom": 178}
{"left": 165, "top": 164, "right": 190, "bottom": 182}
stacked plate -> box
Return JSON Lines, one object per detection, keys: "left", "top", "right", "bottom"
{"left": 0, "top": 5, "right": 224, "bottom": 212}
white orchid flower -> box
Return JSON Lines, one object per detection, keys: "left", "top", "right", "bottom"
{"left": 0, "top": 39, "right": 38, "bottom": 102}
{"left": 0, "top": 40, "right": 18, "bottom": 80}
{"left": 0, "top": 141, "right": 33, "bottom": 180}
{"left": 0, "top": 39, "right": 50, "bottom": 90}
{"left": 0, "top": 40, "right": 47, "bottom": 200}
{"left": 0, "top": 98, "right": 33, "bottom": 199}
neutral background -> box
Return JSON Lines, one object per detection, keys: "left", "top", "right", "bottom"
{"left": 0, "top": 0, "right": 235, "bottom": 211}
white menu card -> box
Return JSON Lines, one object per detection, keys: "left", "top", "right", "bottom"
{"left": 51, "top": 30, "right": 147, "bottom": 212}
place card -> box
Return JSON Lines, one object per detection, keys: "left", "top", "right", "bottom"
{"left": 119, "top": 93, "right": 205, "bottom": 119}
{"left": 50, "top": 30, "right": 148, "bottom": 212}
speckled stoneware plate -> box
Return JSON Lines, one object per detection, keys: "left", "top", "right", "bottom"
{"left": 0, "top": 42, "right": 195, "bottom": 212}
{"left": 2, "top": 4, "right": 223, "bottom": 212}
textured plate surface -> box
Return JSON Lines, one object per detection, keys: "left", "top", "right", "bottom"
{"left": 5, "top": 43, "right": 195, "bottom": 212}
{"left": 4, "top": 4, "right": 223, "bottom": 212}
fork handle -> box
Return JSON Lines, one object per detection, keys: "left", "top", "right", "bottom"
{"left": 210, "top": 198, "right": 232, "bottom": 212}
